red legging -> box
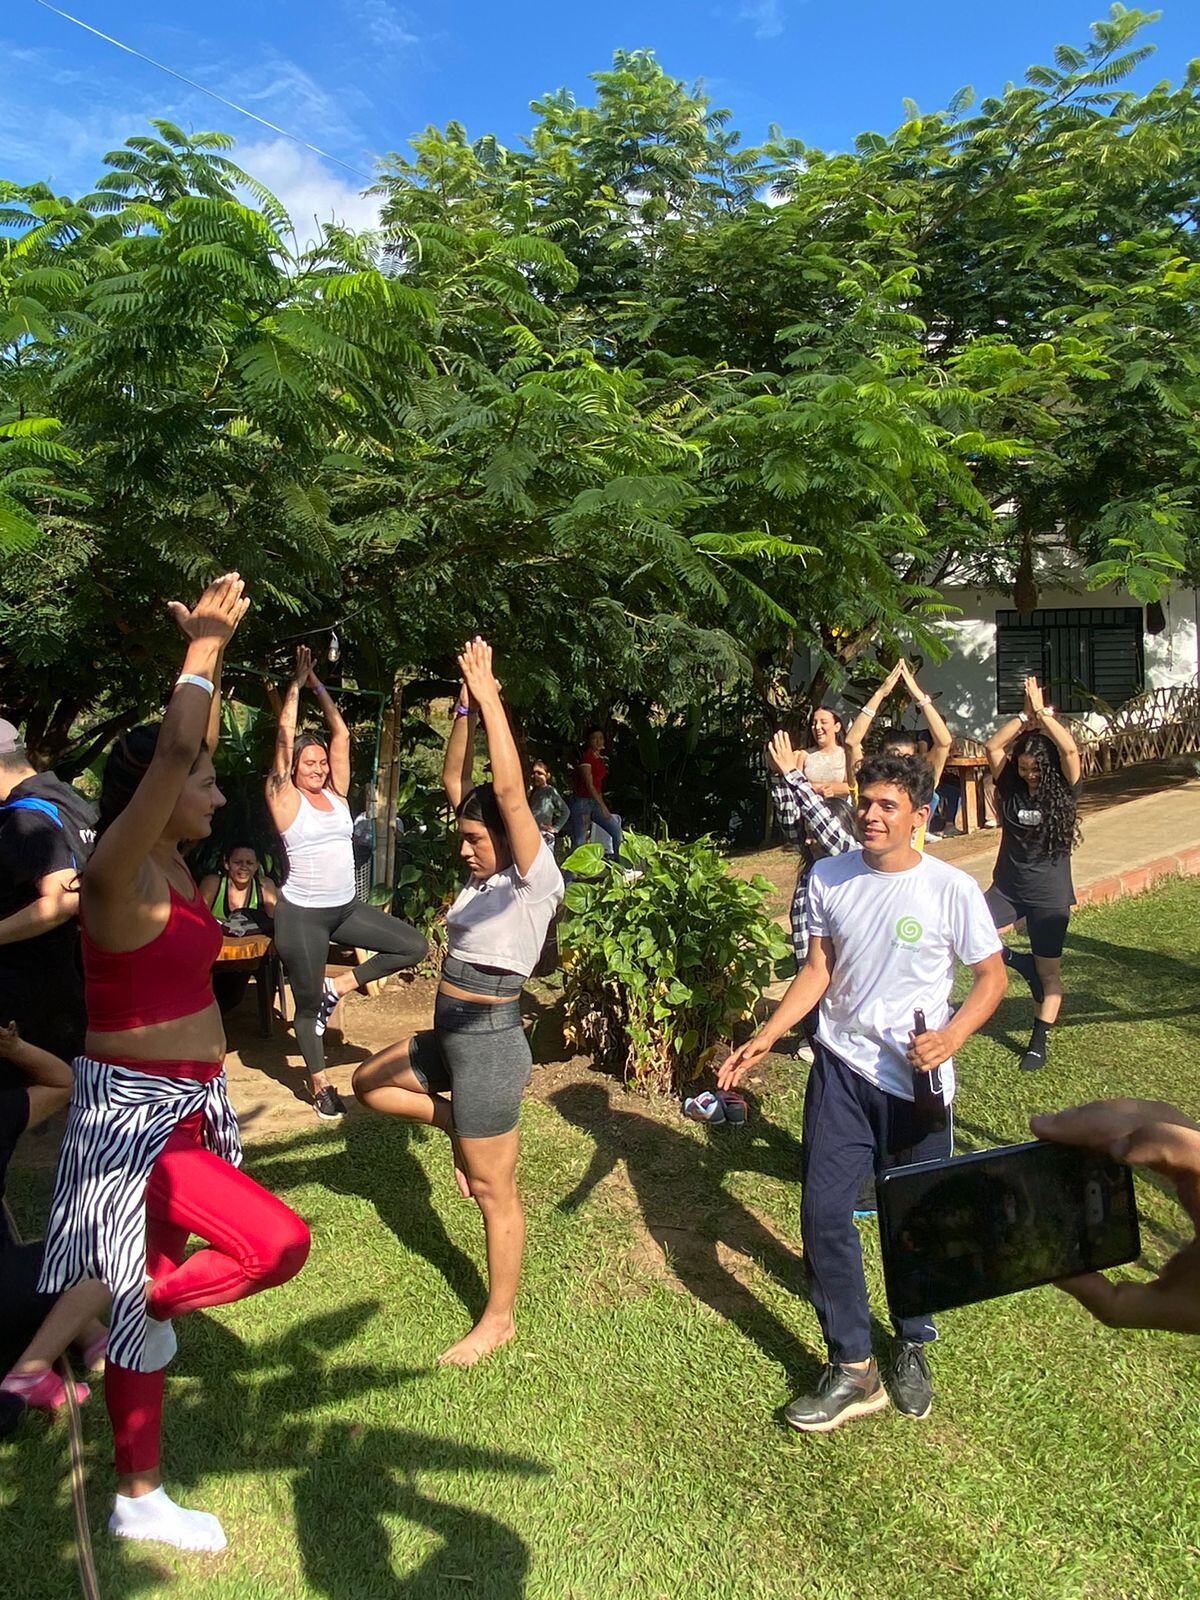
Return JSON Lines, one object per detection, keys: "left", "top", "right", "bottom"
{"left": 106, "top": 1112, "right": 310, "bottom": 1475}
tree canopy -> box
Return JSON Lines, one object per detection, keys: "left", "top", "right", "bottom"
{"left": 2, "top": 6, "right": 1197, "bottom": 776}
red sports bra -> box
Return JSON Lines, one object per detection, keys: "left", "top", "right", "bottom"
{"left": 83, "top": 881, "right": 224, "bottom": 1032}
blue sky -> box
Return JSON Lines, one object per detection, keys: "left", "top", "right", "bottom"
{"left": 2, "top": 1, "right": 1196, "bottom": 240}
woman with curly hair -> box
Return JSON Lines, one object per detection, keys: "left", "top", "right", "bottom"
{"left": 984, "top": 675, "right": 1082, "bottom": 1073}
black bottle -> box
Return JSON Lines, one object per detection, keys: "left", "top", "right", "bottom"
{"left": 911, "top": 1008, "right": 948, "bottom": 1133}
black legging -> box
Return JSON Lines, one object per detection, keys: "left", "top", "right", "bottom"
{"left": 274, "top": 896, "right": 427, "bottom": 1079}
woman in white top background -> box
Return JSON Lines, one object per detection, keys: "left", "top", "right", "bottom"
{"left": 267, "top": 647, "right": 426, "bottom": 1121}
{"left": 805, "top": 706, "right": 851, "bottom": 797}
{"left": 353, "top": 638, "right": 564, "bottom": 1367}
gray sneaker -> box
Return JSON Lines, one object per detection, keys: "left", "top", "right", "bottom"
{"left": 784, "top": 1361, "right": 889, "bottom": 1433}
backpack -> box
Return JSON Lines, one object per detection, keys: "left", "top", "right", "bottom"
{"left": 0, "top": 788, "right": 97, "bottom": 874}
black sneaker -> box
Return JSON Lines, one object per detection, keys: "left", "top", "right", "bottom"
{"left": 313, "top": 1086, "right": 347, "bottom": 1121}
{"left": 888, "top": 1340, "right": 933, "bottom": 1419}
{"left": 1018, "top": 1047, "right": 1045, "bottom": 1073}
{"left": 783, "top": 1362, "right": 889, "bottom": 1434}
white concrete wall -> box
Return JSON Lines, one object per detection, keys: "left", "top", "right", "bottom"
{"left": 915, "top": 585, "right": 1200, "bottom": 740}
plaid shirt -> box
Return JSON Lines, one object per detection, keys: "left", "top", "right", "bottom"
{"left": 770, "top": 768, "right": 857, "bottom": 964}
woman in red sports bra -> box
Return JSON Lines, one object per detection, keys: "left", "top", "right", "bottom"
{"left": 37, "top": 575, "right": 310, "bottom": 1556}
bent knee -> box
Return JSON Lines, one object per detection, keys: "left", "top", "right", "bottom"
{"left": 254, "top": 1214, "right": 311, "bottom": 1288}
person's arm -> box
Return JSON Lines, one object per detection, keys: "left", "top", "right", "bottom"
{"left": 442, "top": 686, "right": 478, "bottom": 810}
{"left": 767, "top": 731, "right": 856, "bottom": 855}
{"left": 717, "top": 934, "right": 835, "bottom": 1089}
{"left": 87, "top": 575, "right": 248, "bottom": 899}
{"left": 0, "top": 867, "right": 78, "bottom": 946}
{"left": 266, "top": 647, "right": 309, "bottom": 827}
{"left": 205, "top": 644, "right": 225, "bottom": 754}
{"left": 0, "top": 1022, "right": 73, "bottom": 1128}
{"left": 986, "top": 675, "right": 1040, "bottom": 780}
{"left": 580, "top": 758, "right": 610, "bottom": 816}
{"left": 1025, "top": 678, "right": 1083, "bottom": 785}
{"left": 845, "top": 662, "right": 903, "bottom": 780}
{"left": 1031, "top": 1099, "right": 1200, "bottom": 1334}
{"left": 899, "top": 662, "right": 952, "bottom": 786}
{"left": 198, "top": 873, "right": 220, "bottom": 910}
{"left": 308, "top": 663, "right": 351, "bottom": 796}
{"left": 549, "top": 788, "right": 570, "bottom": 833}
{"left": 906, "top": 950, "right": 1006, "bottom": 1072}
{"left": 260, "top": 876, "right": 278, "bottom": 914}
{"left": 458, "top": 639, "right": 543, "bottom": 877}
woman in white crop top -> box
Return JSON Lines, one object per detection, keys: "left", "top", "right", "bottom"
{"left": 266, "top": 647, "right": 426, "bottom": 1120}
{"left": 354, "top": 638, "right": 563, "bottom": 1368}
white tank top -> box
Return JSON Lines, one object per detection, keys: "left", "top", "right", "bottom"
{"left": 279, "top": 791, "right": 356, "bottom": 908}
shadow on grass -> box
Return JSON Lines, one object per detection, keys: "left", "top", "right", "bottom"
{"left": 552, "top": 1081, "right": 832, "bottom": 1386}
{"left": 247, "top": 1120, "right": 487, "bottom": 1322}
{"left": 167, "top": 1307, "right": 544, "bottom": 1598}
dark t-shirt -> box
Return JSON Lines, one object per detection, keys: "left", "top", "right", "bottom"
{"left": 993, "top": 771, "right": 1083, "bottom": 908}
{"left": 0, "top": 772, "right": 95, "bottom": 975}
{"left": 0, "top": 1085, "right": 30, "bottom": 1248}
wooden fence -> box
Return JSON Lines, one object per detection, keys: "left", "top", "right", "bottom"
{"left": 954, "top": 678, "right": 1200, "bottom": 775}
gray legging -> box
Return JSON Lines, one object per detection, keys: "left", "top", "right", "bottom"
{"left": 274, "top": 895, "right": 427, "bottom": 1079}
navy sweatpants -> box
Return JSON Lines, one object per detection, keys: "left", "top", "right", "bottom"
{"left": 801, "top": 1042, "right": 951, "bottom": 1363}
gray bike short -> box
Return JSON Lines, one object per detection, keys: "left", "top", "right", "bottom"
{"left": 407, "top": 991, "right": 531, "bottom": 1139}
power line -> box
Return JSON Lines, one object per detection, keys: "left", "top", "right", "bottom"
{"left": 31, "top": 0, "right": 376, "bottom": 182}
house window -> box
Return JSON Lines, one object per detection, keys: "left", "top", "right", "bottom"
{"left": 995, "top": 608, "right": 1144, "bottom": 714}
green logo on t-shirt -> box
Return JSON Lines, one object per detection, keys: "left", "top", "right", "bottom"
{"left": 895, "top": 915, "right": 923, "bottom": 945}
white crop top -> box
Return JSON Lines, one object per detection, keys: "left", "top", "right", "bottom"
{"left": 445, "top": 842, "right": 564, "bottom": 977}
{"left": 279, "top": 791, "right": 357, "bottom": 908}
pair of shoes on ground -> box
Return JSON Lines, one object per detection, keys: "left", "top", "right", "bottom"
{"left": 683, "top": 1090, "right": 749, "bottom": 1126}
{"left": 784, "top": 1341, "right": 932, "bottom": 1433}
{"left": 313, "top": 1084, "right": 348, "bottom": 1120}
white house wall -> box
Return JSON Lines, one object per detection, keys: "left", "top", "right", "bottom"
{"left": 914, "top": 586, "right": 1200, "bottom": 740}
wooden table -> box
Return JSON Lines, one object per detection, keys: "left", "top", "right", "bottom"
{"left": 215, "top": 933, "right": 285, "bottom": 1036}
{"left": 944, "top": 755, "right": 993, "bottom": 835}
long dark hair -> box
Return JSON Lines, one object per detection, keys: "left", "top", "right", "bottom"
{"left": 1003, "top": 731, "right": 1082, "bottom": 857}
{"left": 456, "top": 782, "right": 510, "bottom": 858}
{"left": 96, "top": 724, "right": 210, "bottom": 841}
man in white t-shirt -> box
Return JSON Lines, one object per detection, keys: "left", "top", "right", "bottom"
{"left": 720, "top": 752, "right": 1005, "bottom": 1433}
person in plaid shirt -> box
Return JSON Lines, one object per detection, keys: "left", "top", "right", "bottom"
{"left": 767, "top": 730, "right": 857, "bottom": 966}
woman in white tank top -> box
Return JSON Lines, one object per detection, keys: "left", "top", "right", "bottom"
{"left": 266, "top": 647, "right": 426, "bottom": 1120}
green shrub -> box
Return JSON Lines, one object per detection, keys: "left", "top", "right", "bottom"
{"left": 559, "top": 830, "right": 790, "bottom": 1096}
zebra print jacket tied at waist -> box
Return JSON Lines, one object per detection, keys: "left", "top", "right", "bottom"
{"left": 38, "top": 1055, "right": 242, "bottom": 1372}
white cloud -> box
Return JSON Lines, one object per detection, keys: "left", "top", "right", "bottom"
{"left": 738, "top": 1, "right": 785, "bottom": 40}
{"left": 354, "top": 0, "right": 421, "bottom": 57}
{"left": 221, "top": 52, "right": 369, "bottom": 145}
{"left": 236, "top": 139, "right": 381, "bottom": 249}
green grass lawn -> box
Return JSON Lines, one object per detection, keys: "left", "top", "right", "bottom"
{"left": 4, "top": 879, "right": 1200, "bottom": 1599}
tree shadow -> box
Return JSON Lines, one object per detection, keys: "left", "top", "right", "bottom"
{"left": 97, "top": 1306, "right": 546, "bottom": 1598}
{"left": 552, "top": 1081, "right": 842, "bottom": 1385}
{"left": 245, "top": 1120, "right": 488, "bottom": 1324}
{"left": 227, "top": 1007, "right": 374, "bottom": 1104}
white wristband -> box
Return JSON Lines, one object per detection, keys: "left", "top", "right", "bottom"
{"left": 861, "top": 706, "right": 876, "bottom": 719}
{"left": 917, "top": 695, "right": 931, "bottom": 708}
{"left": 176, "top": 673, "right": 215, "bottom": 697}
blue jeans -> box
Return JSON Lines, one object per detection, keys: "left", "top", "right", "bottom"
{"left": 569, "top": 798, "right": 623, "bottom": 857}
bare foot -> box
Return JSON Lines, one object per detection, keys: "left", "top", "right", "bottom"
{"left": 437, "top": 1317, "right": 516, "bottom": 1367}
{"left": 450, "top": 1134, "right": 472, "bottom": 1200}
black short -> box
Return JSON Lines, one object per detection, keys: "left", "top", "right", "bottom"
{"left": 985, "top": 887, "right": 1070, "bottom": 958}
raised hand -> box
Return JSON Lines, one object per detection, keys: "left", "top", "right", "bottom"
{"left": 294, "top": 645, "right": 315, "bottom": 686}
{"left": 1023, "top": 675, "right": 1045, "bottom": 719}
{"left": 457, "top": 637, "right": 502, "bottom": 706}
{"left": 167, "top": 573, "right": 249, "bottom": 644}
{"left": 766, "top": 729, "right": 800, "bottom": 777}
{"left": 0, "top": 1021, "right": 18, "bottom": 1058}
{"left": 1031, "top": 1099, "right": 1200, "bottom": 1334}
